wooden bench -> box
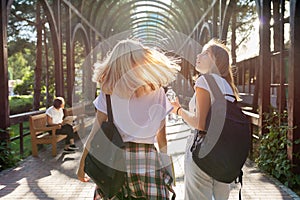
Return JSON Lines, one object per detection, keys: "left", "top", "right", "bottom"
{"left": 64, "top": 105, "right": 95, "bottom": 135}
{"left": 29, "top": 113, "right": 81, "bottom": 157}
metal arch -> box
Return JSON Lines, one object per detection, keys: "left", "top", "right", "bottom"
{"left": 170, "top": 0, "right": 201, "bottom": 32}
{"left": 93, "top": 0, "right": 123, "bottom": 31}
{"left": 176, "top": 0, "right": 218, "bottom": 53}
{"left": 130, "top": 10, "right": 183, "bottom": 32}
{"left": 127, "top": 22, "right": 181, "bottom": 48}
{"left": 133, "top": 33, "right": 165, "bottom": 42}
{"left": 81, "top": 0, "right": 107, "bottom": 35}
{"left": 289, "top": 0, "right": 300, "bottom": 172}
{"left": 130, "top": 17, "right": 175, "bottom": 31}
{"left": 135, "top": 39, "right": 170, "bottom": 51}
{"left": 39, "top": 0, "right": 64, "bottom": 96}
{"left": 106, "top": 0, "right": 185, "bottom": 27}
{"left": 133, "top": 30, "right": 169, "bottom": 47}
{"left": 103, "top": 10, "right": 172, "bottom": 37}
{"left": 60, "top": 0, "right": 104, "bottom": 39}
{"left": 126, "top": 0, "right": 185, "bottom": 25}
{"left": 39, "top": 0, "right": 59, "bottom": 35}
{"left": 110, "top": 17, "right": 170, "bottom": 40}
{"left": 198, "top": 22, "right": 212, "bottom": 45}
{"left": 80, "top": 0, "right": 97, "bottom": 25}
{"left": 133, "top": 29, "right": 183, "bottom": 49}
{"left": 131, "top": 27, "right": 189, "bottom": 53}
{"left": 131, "top": 28, "right": 169, "bottom": 39}
{"left": 162, "top": 0, "right": 202, "bottom": 31}
{"left": 130, "top": 28, "right": 176, "bottom": 45}
{"left": 167, "top": 0, "right": 209, "bottom": 33}
{"left": 138, "top": 39, "right": 170, "bottom": 50}
{"left": 82, "top": 0, "right": 204, "bottom": 40}
{"left": 71, "top": 23, "right": 91, "bottom": 54}
{"left": 1, "top": 0, "right": 9, "bottom": 129}
{"left": 131, "top": 29, "right": 169, "bottom": 45}
{"left": 139, "top": 36, "right": 169, "bottom": 48}
{"left": 6, "top": 0, "right": 14, "bottom": 15}
{"left": 102, "top": 12, "right": 132, "bottom": 37}
{"left": 130, "top": 19, "right": 175, "bottom": 36}
{"left": 98, "top": 0, "right": 190, "bottom": 37}
{"left": 89, "top": 0, "right": 107, "bottom": 30}
{"left": 136, "top": 34, "right": 165, "bottom": 43}
{"left": 130, "top": 24, "right": 172, "bottom": 38}
{"left": 71, "top": 22, "right": 93, "bottom": 104}
{"left": 131, "top": 25, "right": 168, "bottom": 34}
{"left": 220, "top": 0, "right": 236, "bottom": 41}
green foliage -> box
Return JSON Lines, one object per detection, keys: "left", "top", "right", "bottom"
{"left": 232, "top": 0, "right": 257, "bottom": 48}
{"left": 10, "top": 135, "right": 32, "bottom": 158}
{"left": 9, "top": 95, "right": 33, "bottom": 115}
{"left": 14, "top": 71, "right": 34, "bottom": 95}
{"left": 0, "top": 141, "right": 17, "bottom": 171}
{"left": 256, "top": 111, "right": 300, "bottom": 188}
{"left": 8, "top": 52, "right": 30, "bottom": 80}
{"left": 8, "top": 0, "right": 36, "bottom": 42}
{"left": 0, "top": 129, "right": 18, "bottom": 171}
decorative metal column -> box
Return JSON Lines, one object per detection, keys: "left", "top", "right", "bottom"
{"left": 53, "top": 0, "right": 64, "bottom": 97}
{"left": 258, "top": 0, "right": 271, "bottom": 134}
{"left": 65, "top": 5, "right": 74, "bottom": 107}
{"left": 288, "top": 0, "right": 300, "bottom": 173}
{"left": 0, "top": 0, "right": 9, "bottom": 130}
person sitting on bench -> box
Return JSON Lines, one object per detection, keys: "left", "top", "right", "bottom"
{"left": 46, "top": 97, "right": 79, "bottom": 153}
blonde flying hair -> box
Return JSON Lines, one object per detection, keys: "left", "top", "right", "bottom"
{"left": 203, "top": 39, "right": 240, "bottom": 101}
{"left": 93, "top": 39, "right": 180, "bottom": 98}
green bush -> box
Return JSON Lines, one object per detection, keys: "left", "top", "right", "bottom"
{"left": 0, "top": 141, "right": 18, "bottom": 171}
{"left": 13, "top": 71, "right": 34, "bottom": 95}
{"left": 9, "top": 95, "right": 33, "bottom": 114}
{"left": 0, "top": 129, "right": 17, "bottom": 171}
{"left": 255, "top": 110, "right": 300, "bottom": 188}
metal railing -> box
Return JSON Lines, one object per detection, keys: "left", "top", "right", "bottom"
{"left": 9, "top": 110, "right": 45, "bottom": 156}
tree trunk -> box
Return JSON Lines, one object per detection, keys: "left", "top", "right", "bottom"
{"left": 33, "top": 2, "right": 42, "bottom": 111}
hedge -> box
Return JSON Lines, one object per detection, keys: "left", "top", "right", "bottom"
{"left": 9, "top": 95, "right": 33, "bottom": 115}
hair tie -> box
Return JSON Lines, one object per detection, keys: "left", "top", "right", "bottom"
{"left": 176, "top": 107, "right": 182, "bottom": 115}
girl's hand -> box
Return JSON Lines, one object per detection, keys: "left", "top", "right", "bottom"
{"left": 170, "top": 97, "right": 181, "bottom": 114}
{"left": 77, "top": 167, "right": 90, "bottom": 182}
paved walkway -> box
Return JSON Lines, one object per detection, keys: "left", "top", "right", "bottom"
{"left": 0, "top": 120, "right": 299, "bottom": 200}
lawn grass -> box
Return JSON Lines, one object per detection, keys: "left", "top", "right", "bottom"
{"left": 9, "top": 122, "right": 32, "bottom": 159}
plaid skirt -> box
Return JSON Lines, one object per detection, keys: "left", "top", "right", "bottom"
{"left": 94, "top": 142, "right": 173, "bottom": 200}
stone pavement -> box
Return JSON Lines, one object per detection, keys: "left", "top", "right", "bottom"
{"left": 0, "top": 120, "right": 299, "bottom": 200}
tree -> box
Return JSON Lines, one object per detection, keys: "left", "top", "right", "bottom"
{"left": 8, "top": 0, "right": 48, "bottom": 110}
{"left": 7, "top": 52, "right": 29, "bottom": 80}
{"left": 14, "top": 71, "right": 34, "bottom": 95}
{"left": 33, "top": 2, "right": 43, "bottom": 110}
{"left": 228, "top": 0, "right": 257, "bottom": 62}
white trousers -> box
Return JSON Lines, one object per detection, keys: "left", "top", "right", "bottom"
{"left": 184, "top": 135, "right": 230, "bottom": 200}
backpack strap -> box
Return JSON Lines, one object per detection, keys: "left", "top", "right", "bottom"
{"left": 203, "top": 74, "right": 237, "bottom": 102}
{"left": 105, "top": 94, "right": 113, "bottom": 122}
{"left": 203, "top": 74, "right": 224, "bottom": 100}
{"left": 235, "top": 170, "right": 244, "bottom": 200}
{"left": 225, "top": 94, "right": 237, "bottom": 101}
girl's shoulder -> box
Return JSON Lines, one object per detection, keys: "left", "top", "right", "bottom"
{"left": 195, "top": 74, "right": 225, "bottom": 86}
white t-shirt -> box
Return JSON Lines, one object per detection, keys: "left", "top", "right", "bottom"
{"left": 45, "top": 106, "right": 64, "bottom": 124}
{"left": 189, "top": 74, "right": 235, "bottom": 113}
{"left": 93, "top": 87, "right": 173, "bottom": 144}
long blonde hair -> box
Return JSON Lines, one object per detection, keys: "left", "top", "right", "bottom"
{"left": 204, "top": 39, "right": 240, "bottom": 100}
{"left": 93, "top": 39, "right": 180, "bottom": 98}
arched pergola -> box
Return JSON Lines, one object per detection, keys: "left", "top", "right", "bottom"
{"left": 0, "top": 0, "right": 300, "bottom": 171}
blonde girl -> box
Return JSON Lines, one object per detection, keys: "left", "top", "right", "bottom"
{"left": 77, "top": 39, "right": 179, "bottom": 200}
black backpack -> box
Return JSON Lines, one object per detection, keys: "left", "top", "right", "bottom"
{"left": 84, "top": 95, "right": 126, "bottom": 199}
{"left": 191, "top": 74, "right": 251, "bottom": 184}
